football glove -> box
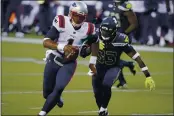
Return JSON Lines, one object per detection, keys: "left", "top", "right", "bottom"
{"left": 87, "top": 69, "right": 93, "bottom": 76}
{"left": 145, "top": 77, "right": 155, "bottom": 91}
{"left": 80, "top": 45, "right": 91, "bottom": 58}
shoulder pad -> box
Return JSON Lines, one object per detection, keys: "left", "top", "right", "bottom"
{"left": 52, "top": 15, "right": 65, "bottom": 32}
{"left": 86, "top": 22, "right": 95, "bottom": 35}
{"left": 118, "top": 2, "right": 132, "bottom": 11}
{"left": 115, "top": 32, "right": 129, "bottom": 43}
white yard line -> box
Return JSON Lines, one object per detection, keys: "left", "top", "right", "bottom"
{"left": 2, "top": 71, "right": 173, "bottom": 77}
{"left": 1, "top": 89, "right": 173, "bottom": 95}
{"left": 1, "top": 37, "right": 42, "bottom": 44}
{"left": 30, "top": 107, "right": 42, "bottom": 110}
{"left": 2, "top": 37, "right": 173, "bottom": 53}
{"left": 78, "top": 111, "right": 173, "bottom": 115}
{"left": 131, "top": 113, "right": 174, "bottom": 115}
{"left": 2, "top": 57, "right": 89, "bottom": 65}
{"left": 78, "top": 110, "right": 98, "bottom": 113}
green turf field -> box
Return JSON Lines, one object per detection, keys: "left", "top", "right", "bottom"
{"left": 1, "top": 41, "right": 173, "bottom": 115}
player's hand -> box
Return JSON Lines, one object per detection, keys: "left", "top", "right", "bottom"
{"left": 145, "top": 77, "right": 155, "bottom": 91}
{"left": 89, "top": 64, "right": 97, "bottom": 75}
{"left": 63, "top": 45, "right": 73, "bottom": 53}
{"left": 87, "top": 69, "right": 93, "bottom": 76}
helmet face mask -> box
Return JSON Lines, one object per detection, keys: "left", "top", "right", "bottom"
{"left": 99, "top": 17, "right": 118, "bottom": 41}
{"left": 100, "top": 28, "right": 112, "bottom": 40}
{"left": 100, "top": 28, "right": 116, "bottom": 41}
{"left": 69, "top": 1, "right": 88, "bottom": 27}
{"left": 70, "top": 11, "right": 87, "bottom": 25}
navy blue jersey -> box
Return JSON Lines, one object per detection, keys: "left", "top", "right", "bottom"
{"left": 114, "top": 2, "right": 132, "bottom": 32}
{"left": 97, "top": 32, "right": 133, "bottom": 68}
{"left": 100, "top": 1, "right": 132, "bottom": 33}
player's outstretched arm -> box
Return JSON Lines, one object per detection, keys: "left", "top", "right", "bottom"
{"left": 126, "top": 47, "right": 155, "bottom": 91}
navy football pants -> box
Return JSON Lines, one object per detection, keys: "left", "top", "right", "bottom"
{"left": 42, "top": 59, "right": 77, "bottom": 113}
{"left": 92, "top": 64, "right": 121, "bottom": 109}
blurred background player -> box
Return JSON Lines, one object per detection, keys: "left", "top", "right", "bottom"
{"left": 20, "top": 1, "right": 40, "bottom": 34}
{"left": 37, "top": 0, "right": 53, "bottom": 35}
{"left": 111, "top": 0, "right": 138, "bottom": 88}
{"left": 2, "top": 0, "right": 24, "bottom": 38}
{"left": 1, "top": 0, "right": 173, "bottom": 46}
{"left": 156, "top": 0, "right": 173, "bottom": 46}
{"left": 89, "top": 17, "right": 155, "bottom": 116}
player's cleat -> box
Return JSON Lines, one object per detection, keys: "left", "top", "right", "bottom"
{"left": 117, "top": 83, "right": 128, "bottom": 89}
{"left": 122, "top": 84, "right": 128, "bottom": 89}
{"left": 15, "top": 32, "right": 24, "bottom": 38}
{"left": 111, "top": 86, "right": 117, "bottom": 89}
{"left": 57, "top": 97, "right": 64, "bottom": 108}
{"left": 99, "top": 110, "right": 109, "bottom": 116}
{"left": 159, "top": 37, "right": 166, "bottom": 47}
{"left": 128, "top": 62, "right": 136, "bottom": 75}
{"left": 38, "top": 111, "right": 46, "bottom": 116}
{"left": 99, "top": 107, "right": 109, "bottom": 116}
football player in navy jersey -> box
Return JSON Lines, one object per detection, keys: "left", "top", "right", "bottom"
{"left": 91, "top": 0, "right": 138, "bottom": 88}
{"left": 88, "top": 17, "right": 155, "bottom": 116}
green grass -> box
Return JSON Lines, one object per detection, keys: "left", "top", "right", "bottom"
{"left": 1, "top": 41, "right": 173, "bottom": 115}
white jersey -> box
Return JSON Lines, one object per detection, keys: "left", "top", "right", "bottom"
{"left": 129, "top": 1, "right": 146, "bottom": 13}
{"left": 157, "top": 1, "right": 167, "bottom": 13}
{"left": 49, "top": 15, "right": 96, "bottom": 58}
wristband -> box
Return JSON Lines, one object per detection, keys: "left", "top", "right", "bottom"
{"left": 145, "top": 72, "right": 151, "bottom": 78}
{"left": 57, "top": 44, "right": 66, "bottom": 51}
{"left": 146, "top": 75, "right": 151, "bottom": 78}
{"left": 89, "top": 56, "right": 97, "bottom": 64}
{"left": 43, "top": 38, "right": 50, "bottom": 41}
{"left": 132, "top": 52, "right": 140, "bottom": 60}
{"left": 141, "top": 66, "right": 148, "bottom": 71}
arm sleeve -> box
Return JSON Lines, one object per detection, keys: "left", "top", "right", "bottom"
{"left": 85, "top": 34, "right": 99, "bottom": 46}
{"left": 123, "top": 44, "right": 134, "bottom": 54}
{"left": 86, "top": 27, "right": 100, "bottom": 45}
{"left": 44, "top": 26, "right": 60, "bottom": 41}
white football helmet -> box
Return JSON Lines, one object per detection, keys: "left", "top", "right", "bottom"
{"left": 69, "top": 1, "right": 88, "bottom": 27}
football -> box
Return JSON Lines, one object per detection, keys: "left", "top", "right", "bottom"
{"left": 63, "top": 46, "right": 79, "bottom": 62}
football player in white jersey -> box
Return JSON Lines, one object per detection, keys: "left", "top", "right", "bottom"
{"left": 38, "top": 1, "right": 98, "bottom": 116}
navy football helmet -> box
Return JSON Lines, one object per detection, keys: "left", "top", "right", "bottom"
{"left": 99, "top": 16, "right": 119, "bottom": 41}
